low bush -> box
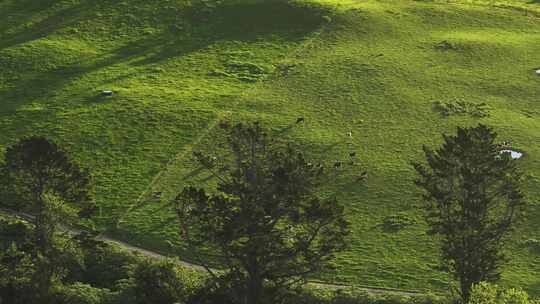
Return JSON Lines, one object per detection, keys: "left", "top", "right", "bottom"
{"left": 469, "top": 282, "right": 538, "bottom": 304}
{"left": 435, "top": 40, "right": 458, "bottom": 51}
{"left": 130, "top": 259, "right": 192, "bottom": 304}
{"left": 210, "top": 61, "right": 275, "bottom": 82}
{"left": 188, "top": 279, "right": 450, "bottom": 304}
{"left": 64, "top": 233, "right": 139, "bottom": 290}
{"left": 0, "top": 217, "right": 34, "bottom": 251}
{"left": 433, "top": 100, "right": 491, "bottom": 118}
{"left": 0, "top": 243, "right": 36, "bottom": 304}
{"left": 51, "top": 282, "right": 113, "bottom": 304}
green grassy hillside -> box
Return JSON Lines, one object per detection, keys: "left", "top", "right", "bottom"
{"left": 1, "top": 0, "right": 539, "bottom": 295}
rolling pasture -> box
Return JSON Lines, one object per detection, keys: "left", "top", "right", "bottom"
{"left": 0, "top": 0, "right": 539, "bottom": 295}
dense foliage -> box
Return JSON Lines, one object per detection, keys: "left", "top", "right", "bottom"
{"left": 469, "top": 282, "right": 540, "bottom": 304}
{"left": 176, "top": 122, "right": 350, "bottom": 304}
{"left": 413, "top": 125, "right": 525, "bottom": 302}
{"left": 0, "top": 137, "right": 96, "bottom": 301}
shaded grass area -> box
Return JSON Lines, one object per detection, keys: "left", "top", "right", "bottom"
{"left": 0, "top": 0, "right": 539, "bottom": 296}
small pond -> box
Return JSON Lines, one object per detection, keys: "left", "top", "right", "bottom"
{"left": 500, "top": 149, "right": 523, "bottom": 159}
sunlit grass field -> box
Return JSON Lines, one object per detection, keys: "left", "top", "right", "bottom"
{"left": 1, "top": 0, "right": 539, "bottom": 295}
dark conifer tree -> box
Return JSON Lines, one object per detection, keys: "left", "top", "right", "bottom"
{"left": 413, "top": 125, "right": 525, "bottom": 302}
{"left": 176, "top": 122, "right": 349, "bottom": 304}
{"left": 1, "top": 136, "right": 95, "bottom": 301}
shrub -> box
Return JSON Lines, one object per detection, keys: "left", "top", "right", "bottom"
{"left": 51, "top": 282, "right": 112, "bottom": 304}
{"left": 435, "top": 40, "right": 458, "bottom": 51}
{"left": 106, "top": 278, "right": 136, "bottom": 304}
{"left": 0, "top": 243, "right": 36, "bottom": 304}
{"left": 432, "top": 100, "right": 491, "bottom": 118}
{"left": 130, "top": 259, "right": 189, "bottom": 304}
{"left": 0, "top": 217, "right": 34, "bottom": 251}
{"left": 64, "top": 234, "right": 139, "bottom": 290}
{"left": 469, "top": 282, "right": 536, "bottom": 304}
{"left": 210, "top": 61, "right": 275, "bottom": 82}
{"left": 187, "top": 276, "right": 240, "bottom": 304}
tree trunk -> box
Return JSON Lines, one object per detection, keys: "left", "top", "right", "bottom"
{"left": 33, "top": 259, "right": 53, "bottom": 303}
{"left": 33, "top": 193, "right": 54, "bottom": 302}
{"left": 35, "top": 204, "right": 49, "bottom": 255}
{"left": 246, "top": 274, "right": 263, "bottom": 304}
{"left": 460, "top": 278, "right": 472, "bottom": 304}
{"left": 246, "top": 257, "right": 263, "bottom": 304}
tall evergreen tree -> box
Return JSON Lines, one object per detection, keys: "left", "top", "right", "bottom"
{"left": 176, "top": 122, "right": 349, "bottom": 304}
{"left": 413, "top": 125, "right": 525, "bottom": 302}
{"left": 1, "top": 136, "right": 95, "bottom": 301}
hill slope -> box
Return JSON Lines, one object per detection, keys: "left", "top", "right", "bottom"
{"left": 1, "top": 0, "right": 539, "bottom": 295}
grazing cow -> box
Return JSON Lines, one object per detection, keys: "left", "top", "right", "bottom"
{"left": 349, "top": 152, "right": 356, "bottom": 157}
{"left": 296, "top": 117, "right": 305, "bottom": 124}
{"left": 346, "top": 131, "right": 353, "bottom": 138}
{"left": 334, "top": 161, "right": 342, "bottom": 168}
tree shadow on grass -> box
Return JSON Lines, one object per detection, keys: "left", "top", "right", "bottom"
{"left": 0, "top": 0, "right": 58, "bottom": 46}
{"left": 120, "top": 0, "right": 329, "bottom": 66}
{"left": 0, "top": 0, "right": 328, "bottom": 112}
{"left": 0, "top": 1, "right": 101, "bottom": 50}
